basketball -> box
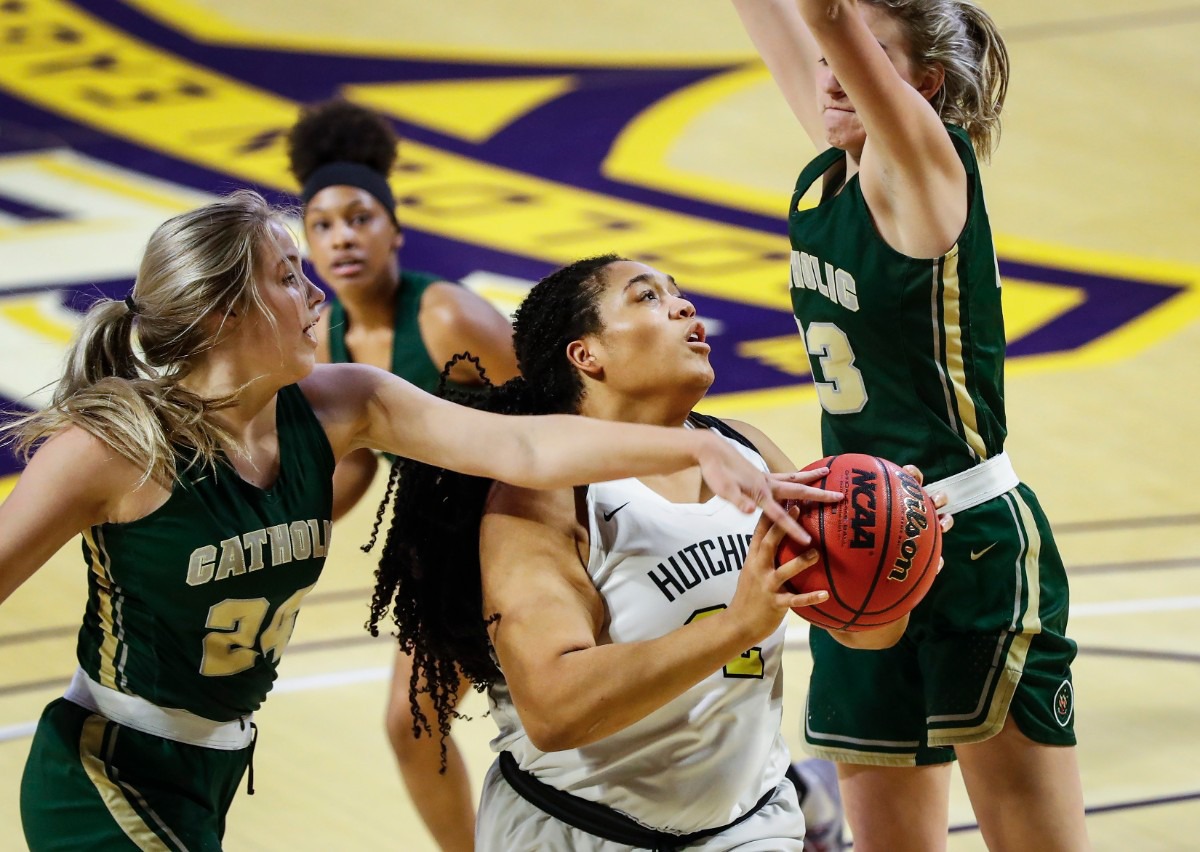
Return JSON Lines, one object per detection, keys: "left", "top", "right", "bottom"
{"left": 777, "top": 454, "right": 942, "bottom": 631}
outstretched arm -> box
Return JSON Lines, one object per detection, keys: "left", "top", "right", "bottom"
{"left": 797, "top": 0, "right": 968, "bottom": 256}
{"left": 304, "top": 363, "right": 832, "bottom": 540}
{"left": 731, "top": 0, "right": 826, "bottom": 148}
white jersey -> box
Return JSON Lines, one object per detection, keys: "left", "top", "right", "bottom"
{"left": 487, "top": 426, "right": 792, "bottom": 835}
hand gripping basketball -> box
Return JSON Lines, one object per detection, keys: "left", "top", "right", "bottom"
{"left": 775, "top": 454, "right": 943, "bottom": 631}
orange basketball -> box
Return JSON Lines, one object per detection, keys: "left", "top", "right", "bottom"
{"left": 777, "top": 454, "right": 941, "bottom": 631}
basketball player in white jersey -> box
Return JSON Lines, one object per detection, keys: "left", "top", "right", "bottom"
{"left": 368, "top": 255, "right": 946, "bottom": 850}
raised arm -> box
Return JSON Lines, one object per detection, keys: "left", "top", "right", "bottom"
{"left": 480, "top": 482, "right": 825, "bottom": 751}
{"left": 731, "top": 0, "right": 827, "bottom": 148}
{"left": 797, "top": 0, "right": 968, "bottom": 256}
{"left": 304, "top": 363, "right": 827, "bottom": 538}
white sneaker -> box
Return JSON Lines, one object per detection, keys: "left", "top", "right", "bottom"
{"left": 790, "top": 758, "right": 847, "bottom": 852}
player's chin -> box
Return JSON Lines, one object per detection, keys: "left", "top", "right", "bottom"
{"left": 825, "top": 120, "right": 865, "bottom": 153}
{"left": 682, "top": 362, "right": 715, "bottom": 394}
{"left": 289, "top": 350, "right": 318, "bottom": 380}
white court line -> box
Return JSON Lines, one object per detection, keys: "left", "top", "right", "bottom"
{"left": 0, "top": 721, "right": 37, "bottom": 742}
{"left": 4, "top": 596, "right": 1200, "bottom": 744}
{"left": 1068, "top": 595, "right": 1200, "bottom": 618}
{"left": 779, "top": 594, "right": 1200, "bottom": 648}
{"left": 269, "top": 666, "right": 391, "bottom": 695}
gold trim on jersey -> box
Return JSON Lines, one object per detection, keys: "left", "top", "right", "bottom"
{"left": 932, "top": 248, "right": 988, "bottom": 460}
{"left": 927, "top": 649, "right": 1024, "bottom": 746}
{"left": 83, "top": 528, "right": 125, "bottom": 691}
{"left": 79, "top": 715, "right": 177, "bottom": 851}
{"left": 804, "top": 710, "right": 923, "bottom": 766}
{"left": 1011, "top": 490, "right": 1044, "bottom": 636}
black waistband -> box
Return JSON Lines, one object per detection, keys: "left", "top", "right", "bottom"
{"left": 497, "top": 750, "right": 776, "bottom": 851}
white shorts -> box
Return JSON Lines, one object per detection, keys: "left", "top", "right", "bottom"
{"left": 475, "top": 758, "right": 806, "bottom": 851}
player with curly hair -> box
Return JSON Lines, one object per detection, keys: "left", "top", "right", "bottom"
{"left": 368, "top": 255, "right": 950, "bottom": 850}
{"left": 287, "top": 99, "right": 519, "bottom": 851}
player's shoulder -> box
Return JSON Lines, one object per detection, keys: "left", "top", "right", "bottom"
{"left": 690, "top": 413, "right": 764, "bottom": 452}
{"left": 299, "top": 362, "right": 397, "bottom": 418}
{"left": 700, "top": 415, "right": 796, "bottom": 474}
{"left": 24, "top": 425, "right": 148, "bottom": 503}
{"left": 484, "top": 479, "right": 576, "bottom": 525}
{"left": 420, "top": 279, "right": 506, "bottom": 330}
{"left": 36, "top": 424, "right": 131, "bottom": 468}
{"left": 303, "top": 361, "right": 388, "bottom": 390}
{"left": 418, "top": 278, "right": 468, "bottom": 312}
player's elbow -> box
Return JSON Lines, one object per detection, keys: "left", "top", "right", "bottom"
{"left": 521, "top": 713, "right": 591, "bottom": 753}
{"left": 517, "top": 693, "right": 603, "bottom": 752}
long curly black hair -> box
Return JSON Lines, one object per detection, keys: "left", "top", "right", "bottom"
{"left": 365, "top": 254, "right": 623, "bottom": 753}
{"left": 286, "top": 98, "right": 398, "bottom": 185}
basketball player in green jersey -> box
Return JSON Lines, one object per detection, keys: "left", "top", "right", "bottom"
{"left": 733, "top": 1, "right": 1088, "bottom": 850}
{"left": 0, "top": 191, "right": 824, "bottom": 851}
{"left": 288, "top": 99, "right": 518, "bottom": 852}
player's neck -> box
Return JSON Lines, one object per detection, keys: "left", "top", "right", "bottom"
{"left": 338, "top": 275, "right": 399, "bottom": 328}
{"left": 179, "top": 353, "right": 286, "bottom": 428}
{"left": 579, "top": 393, "right": 694, "bottom": 429}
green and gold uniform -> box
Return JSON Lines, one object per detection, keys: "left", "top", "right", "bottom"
{"left": 788, "top": 126, "right": 1077, "bottom": 766}
{"left": 328, "top": 269, "right": 477, "bottom": 469}
{"left": 327, "top": 269, "right": 452, "bottom": 394}
{"left": 21, "top": 383, "right": 335, "bottom": 849}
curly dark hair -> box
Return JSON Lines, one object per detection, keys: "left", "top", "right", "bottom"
{"left": 286, "top": 98, "right": 399, "bottom": 185}
{"left": 365, "top": 254, "right": 623, "bottom": 759}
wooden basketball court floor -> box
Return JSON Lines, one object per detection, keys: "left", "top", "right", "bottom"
{"left": 1, "top": 0, "right": 1198, "bottom": 848}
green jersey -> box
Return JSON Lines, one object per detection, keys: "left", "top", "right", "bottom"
{"left": 76, "top": 383, "right": 335, "bottom": 721}
{"left": 787, "top": 125, "right": 1006, "bottom": 482}
{"left": 328, "top": 268, "right": 448, "bottom": 394}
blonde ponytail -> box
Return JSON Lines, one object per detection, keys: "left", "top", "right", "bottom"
{"left": 3, "top": 190, "right": 286, "bottom": 486}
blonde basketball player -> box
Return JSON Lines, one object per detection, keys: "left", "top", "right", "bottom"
{"left": 732, "top": 1, "right": 1089, "bottom": 849}
{"left": 0, "top": 194, "right": 822, "bottom": 851}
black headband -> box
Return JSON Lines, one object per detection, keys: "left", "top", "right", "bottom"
{"left": 301, "top": 162, "right": 399, "bottom": 226}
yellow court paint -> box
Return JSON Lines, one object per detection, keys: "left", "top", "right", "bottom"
{"left": 345, "top": 77, "right": 578, "bottom": 144}
{"left": 3, "top": 0, "right": 1195, "bottom": 392}
{"left": 0, "top": 298, "right": 77, "bottom": 345}
{"left": 120, "top": 0, "right": 753, "bottom": 67}
{"left": 605, "top": 64, "right": 797, "bottom": 217}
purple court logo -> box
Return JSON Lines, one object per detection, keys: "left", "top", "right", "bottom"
{"left": 0, "top": 0, "right": 1197, "bottom": 480}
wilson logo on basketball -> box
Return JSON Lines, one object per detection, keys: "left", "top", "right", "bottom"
{"left": 888, "top": 471, "right": 932, "bottom": 583}
{"left": 777, "top": 453, "right": 943, "bottom": 632}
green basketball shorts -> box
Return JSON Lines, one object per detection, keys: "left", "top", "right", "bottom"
{"left": 803, "top": 483, "right": 1078, "bottom": 766}
{"left": 21, "top": 698, "right": 251, "bottom": 851}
